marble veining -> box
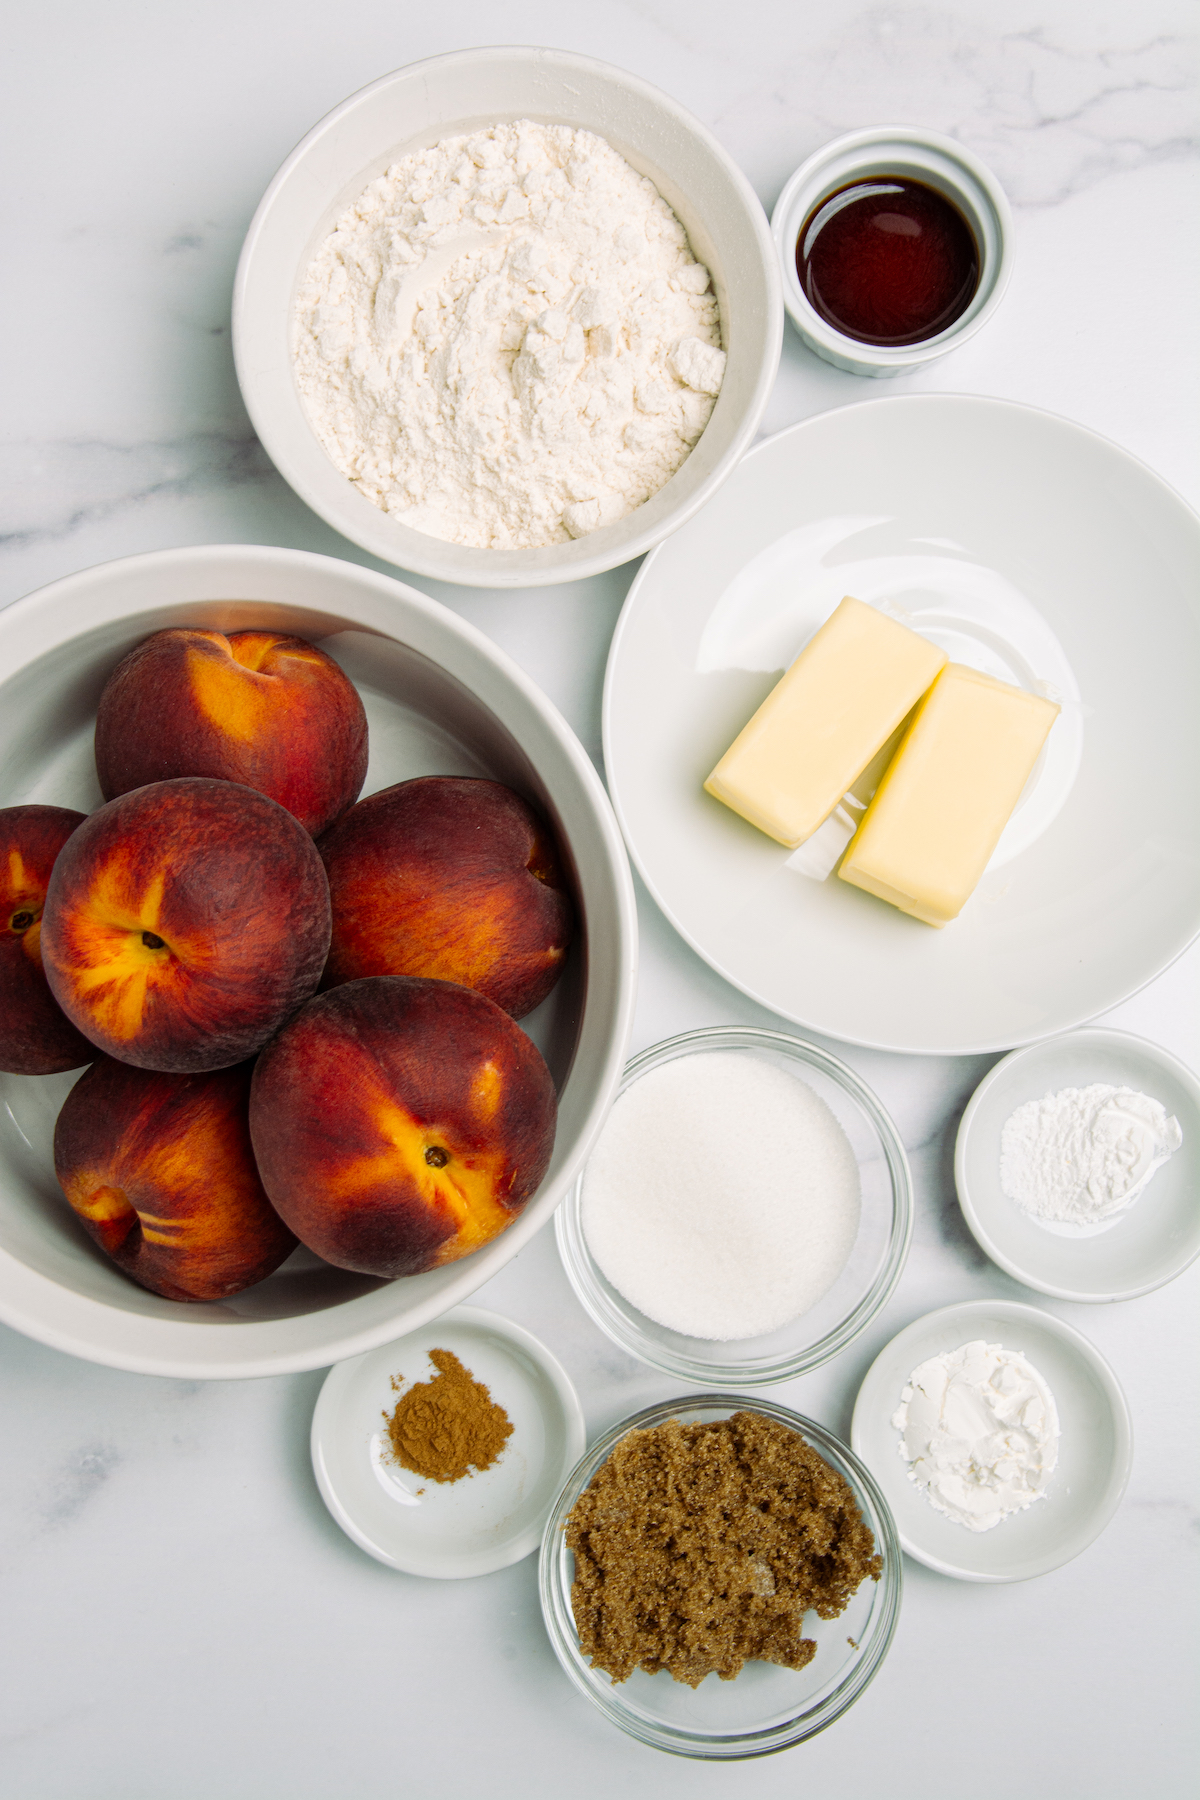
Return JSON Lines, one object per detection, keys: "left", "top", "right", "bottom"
{"left": 713, "top": 12, "right": 1198, "bottom": 200}
{"left": 40, "top": 1442, "right": 121, "bottom": 1529}
{"left": 1, "top": 433, "right": 274, "bottom": 552}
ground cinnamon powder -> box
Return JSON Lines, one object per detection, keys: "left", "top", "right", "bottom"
{"left": 382, "top": 1348, "right": 513, "bottom": 1483}
{"left": 565, "top": 1411, "right": 882, "bottom": 1687}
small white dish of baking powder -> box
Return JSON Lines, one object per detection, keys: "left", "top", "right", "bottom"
{"left": 1000, "top": 1084, "right": 1181, "bottom": 1238}
{"left": 955, "top": 1029, "right": 1200, "bottom": 1302}
{"left": 852, "top": 1300, "right": 1131, "bottom": 1582}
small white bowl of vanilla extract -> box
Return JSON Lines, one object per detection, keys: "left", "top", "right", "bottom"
{"left": 771, "top": 125, "right": 1013, "bottom": 376}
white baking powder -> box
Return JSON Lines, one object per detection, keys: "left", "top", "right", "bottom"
{"left": 580, "top": 1052, "right": 861, "bottom": 1341}
{"left": 1000, "top": 1084, "right": 1182, "bottom": 1227}
{"left": 892, "top": 1341, "right": 1059, "bottom": 1532}
{"left": 292, "top": 121, "right": 726, "bottom": 549}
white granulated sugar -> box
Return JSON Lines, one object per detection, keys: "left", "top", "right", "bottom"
{"left": 581, "top": 1052, "right": 861, "bottom": 1342}
{"left": 1000, "top": 1083, "right": 1182, "bottom": 1227}
{"left": 292, "top": 120, "right": 726, "bottom": 549}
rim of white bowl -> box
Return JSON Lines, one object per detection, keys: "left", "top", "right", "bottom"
{"left": 770, "top": 125, "right": 1014, "bottom": 372}
{"left": 955, "top": 1027, "right": 1200, "bottom": 1302}
{"left": 556, "top": 1025, "right": 913, "bottom": 1383}
{"left": 233, "top": 45, "right": 783, "bottom": 588}
{"left": 0, "top": 544, "right": 638, "bottom": 1378}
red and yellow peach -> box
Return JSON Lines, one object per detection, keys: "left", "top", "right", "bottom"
{"left": 41, "top": 777, "right": 331, "bottom": 1072}
{"left": 54, "top": 1056, "right": 296, "bottom": 1301}
{"left": 1, "top": 804, "right": 93, "bottom": 1075}
{"left": 248, "top": 975, "right": 557, "bottom": 1278}
{"left": 318, "top": 777, "right": 574, "bottom": 1018}
{"left": 95, "top": 627, "right": 368, "bottom": 836}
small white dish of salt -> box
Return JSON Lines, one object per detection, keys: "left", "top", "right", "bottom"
{"left": 555, "top": 1027, "right": 912, "bottom": 1387}
{"left": 852, "top": 1299, "right": 1131, "bottom": 1582}
{"left": 956, "top": 1028, "right": 1200, "bottom": 1302}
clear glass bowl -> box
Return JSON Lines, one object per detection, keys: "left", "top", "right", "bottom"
{"left": 539, "top": 1394, "right": 903, "bottom": 1758}
{"left": 555, "top": 1027, "right": 912, "bottom": 1386}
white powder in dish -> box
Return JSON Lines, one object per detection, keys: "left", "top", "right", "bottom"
{"left": 292, "top": 120, "right": 726, "bottom": 549}
{"left": 892, "top": 1341, "right": 1059, "bottom": 1532}
{"left": 580, "top": 1052, "right": 861, "bottom": 1342}
{"left": 1000, "top": 1084, "right": 1182, "bottom": 1228}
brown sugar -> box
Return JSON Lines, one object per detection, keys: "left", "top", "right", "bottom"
{"left": 381, "top": 1348, "right": 512, "bottom": 1484}
{"left": 565, "top": 1411, "right": 882, "bottom": 1687}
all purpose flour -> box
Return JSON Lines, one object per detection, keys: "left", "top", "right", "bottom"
{"left": 292, "top": 121, "right": 727, "bottom": 549}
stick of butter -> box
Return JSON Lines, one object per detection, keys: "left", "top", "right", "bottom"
{"left": 838, "top": 663, "right": 1060, "bottom": 926}
{"left": 703, "top": 596, "right": 948, "bottom": 849}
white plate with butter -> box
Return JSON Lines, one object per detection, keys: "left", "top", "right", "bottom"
{"left": 603, "top": 394, "right": 1200, "bottom": 1053}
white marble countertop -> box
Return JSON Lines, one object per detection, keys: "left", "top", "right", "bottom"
{"left": 2, "top": 4, "right": 1198, "bottom": 1795}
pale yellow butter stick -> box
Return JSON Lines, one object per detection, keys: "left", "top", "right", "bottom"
{"left": 703, "top": 596, "right": 948, "bottom": 849}
{"left": 838, "top": 663, "right": 1060, "bottom": 926}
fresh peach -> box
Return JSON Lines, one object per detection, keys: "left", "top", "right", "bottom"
{"left": 318, "top": 777, "right": 574, "bottom": 1018}
{"left": 248, "top": 976, "right": 557, "bottom": 1278}
{"left": 95, "top": 627, "right": 368, "bottom": 836}
{"left": 41, "top": 777, "right": 331, "bottom": 1072}
{"left": 54, "top": 1056, "right": 296, "bottom": 1301}
{"left": 1, "top": 805, "right": 94, "bottom": 1075}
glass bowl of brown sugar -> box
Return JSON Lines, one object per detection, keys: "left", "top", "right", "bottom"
{"left": 538, "top": 1394, "right": 902, "bottom": 1758}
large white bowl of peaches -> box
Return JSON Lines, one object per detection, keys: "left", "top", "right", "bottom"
{"left": 0, "top": 545, "right": 636, "bottom": 1377}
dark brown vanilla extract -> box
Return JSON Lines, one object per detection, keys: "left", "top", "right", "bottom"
{"left": 797, "top": 177, "right": 980, "bottom": 346}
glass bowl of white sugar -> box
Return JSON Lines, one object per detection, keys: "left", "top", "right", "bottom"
{"left": 556, "top": 1027, "right": 912, "bottom": 1385}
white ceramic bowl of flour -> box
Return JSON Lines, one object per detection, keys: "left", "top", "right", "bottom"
{"left": 233, "top": 48, "right": 782, "bottom": 588}
{"left": 311, "top": 1307, "right": 585, "bottom": 1578}
{"left": 955, "top": 1029, "right": 1200, "bottom": 1303}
